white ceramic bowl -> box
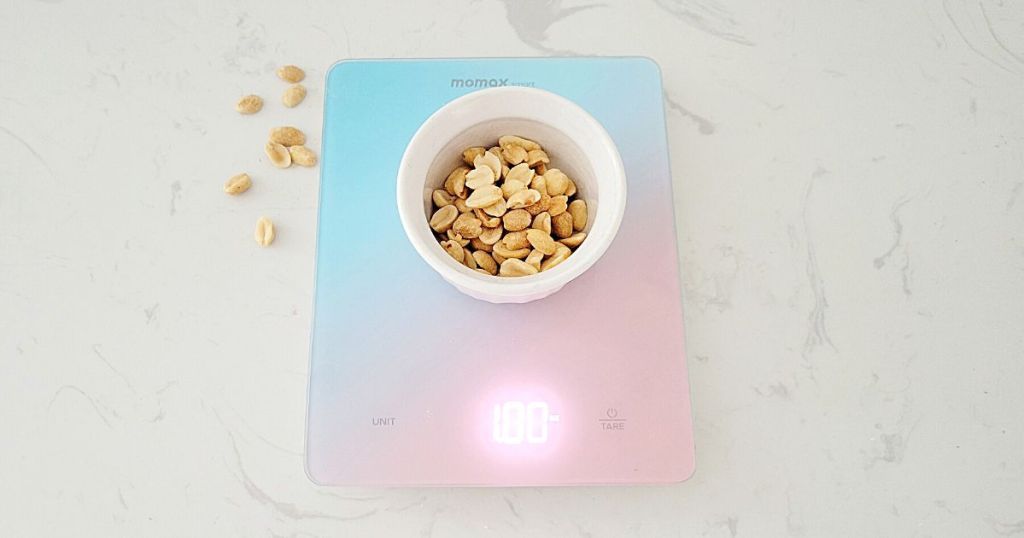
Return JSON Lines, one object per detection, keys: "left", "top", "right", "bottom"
{"left": 396, "top": 86, "right": 626, "bottom": 303}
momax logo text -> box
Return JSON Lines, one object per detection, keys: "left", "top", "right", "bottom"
{"left": 450, "top": 78, "right": 535, "bottom": 88}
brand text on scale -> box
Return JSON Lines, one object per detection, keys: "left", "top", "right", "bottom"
{"left": 450, "top": 78, "right": 536, "bottom": 89}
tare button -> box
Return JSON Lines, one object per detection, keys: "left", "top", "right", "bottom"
{"left": 599, "top": 408, "right": 626, "bottom": 431}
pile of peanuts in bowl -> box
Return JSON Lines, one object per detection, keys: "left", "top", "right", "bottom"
{"left": 427, "top": 136, "right": 589, "bottom": 277}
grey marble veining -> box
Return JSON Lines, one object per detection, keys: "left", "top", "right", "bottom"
{"left": 1, "top": 0, "right": 1022, "bottom": 536}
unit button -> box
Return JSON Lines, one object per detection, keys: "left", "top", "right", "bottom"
{"left": 371, "top": 416, "right": 397, "bottom": 427}
{"left": 599, "top": 408, "right": 626, "bottom": 431}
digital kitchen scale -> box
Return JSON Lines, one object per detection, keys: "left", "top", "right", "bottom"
{"left": 306, "top": 57, "right": 694, "bottom": 486}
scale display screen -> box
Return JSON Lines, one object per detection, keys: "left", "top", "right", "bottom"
{"left": 492, "top": 401, "right": 559, "bottom": 445}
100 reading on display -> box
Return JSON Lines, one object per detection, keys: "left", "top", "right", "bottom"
{"left": 492, "top": 401, "right": 561, "bottom": 445}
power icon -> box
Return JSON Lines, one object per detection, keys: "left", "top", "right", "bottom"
{"left": 599, "top": 408, "right": 625, "bottom": 431}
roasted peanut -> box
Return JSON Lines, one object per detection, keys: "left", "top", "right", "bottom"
{"left": 224, "top": 173, "right": 252, "bottom": 195}
{"left": 541, "top": 245, "right": 572, "bottom": 271}
{"left": 288, "top": 145, "right": 317, "bottom": 167}
{"left": 559, "top": 232, "right": 586, "bottom": 248}
{"left": 269, "top": 126, "right": 306, "bottom": 146}
{"left": 473, "top": 250, "right": 499, "bottom": 275}
{"left": 501, "top": 144, "right": 527, "bottom": 165}
{"left": 445, "top": 167, "right": 469, "bottom": 198}
{"left": 493, "top": 242, "right": 530, "bottom": 260}
{"left": 498, "top": 135, "right": 541, "bottom": 152}
{"left": 568, "top": 199, "right": 588, "bottom": 231}
{"left": 254, "top": 216, "right": 275, "bottom": 246}
{"left": 441, "top": 240, "right": 465, "bottom": 263}
{"left": 524, "top": 194, "right": 552, "bottom": 216}
{"left": 502, "top": 209, "right": 532, "bottom": 232}
{"left": 463, "top": 249, "right": 478, "bottom": 269}
{"left": 446, "top": 230, "right": 469, "bottom": 247}
{"left": 507, "top": 189, "right": 541, "bottom": 209}
{"left": 487, "top": 146, "right": 508, "bottom": 166}
{"left": 526, "top": 149, "right": 549, "bottom": 167}
{"left": 479, "top": 226, "right": 503, "bottom": 245}
{"left": 526, "top": 229, "right": 558, "bottom": 255}
{"left": 433, "top": 189, "right": 454, "bottom": 207}
{"left": 482, "top": 198, "right": 507, "bottom": 217}
{"left": 282, "top": 84, "right": 306, "bottom": 107}
{"left": 465, "top": 166, "right": 496, "bottom": 189}
{"left": 471, "top": 237, "right": 494, "bottom": 252}
{"left": 236, "top": 95, "right": 263, "bottom": 114}
{"left": 548, "top": 195, "right": 568, "bottom": 217}
{"left": 452, "top": 213, "right": 483, "bottom": 239}
{"left": 467, "top": 185, "right": 504, "bottom": 209}
{"left": 277, "top": 65, "right": 305, "bottom": 83}
{"left": 505, "top": 163, "right": 535, "bottom": 185}
{"left": 530, "top": 174, "right": 546, "bottom": 195}
{"left": 265, "top": 141, "right": 291, "bottom": 168}
{"left": 430, "top": 205, "right": 459, "bottom": 233}
{"left": 552, "top": 211, "right": 573, "bottom": 239}
{"left": 502, "top": 230, "right": 530, "bottom": 250}
{"left": 501, "top": 179, "right": 528, "bottom": 198}
{"left": 474, "top": 208, "right": 501, "bottom": 228}
{"left": 544, "top": 169, "right": 570, "bottom": 196}
{"left": 525, "top": 249, "right": 544, "bottom": 271}
{"left": 474, "top": 152, "right": 503, "bottom": 179}
{"left": 463, "top": 147, "right": 487, "bottom": 166}
{"left": 499, "top": 258, "right": 538, "bottom": 277}
{"left": 532, "top": 212, "right": 552, "bottom": 235}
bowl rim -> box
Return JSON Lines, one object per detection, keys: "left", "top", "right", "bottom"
{"left": 396, "top": 86, "right": 626, "bottom": 300}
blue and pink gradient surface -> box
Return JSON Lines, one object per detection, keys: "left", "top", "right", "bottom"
{"left": 307, "top": 58, "right": 694, "bottom": 486}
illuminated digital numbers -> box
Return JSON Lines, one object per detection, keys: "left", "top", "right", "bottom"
{"left": 492, "top": 401, "right": 560, "bottom": 444}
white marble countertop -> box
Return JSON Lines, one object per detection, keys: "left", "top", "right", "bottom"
{"left": 2, "top": 0, "right": 1022, "bottom": 536}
